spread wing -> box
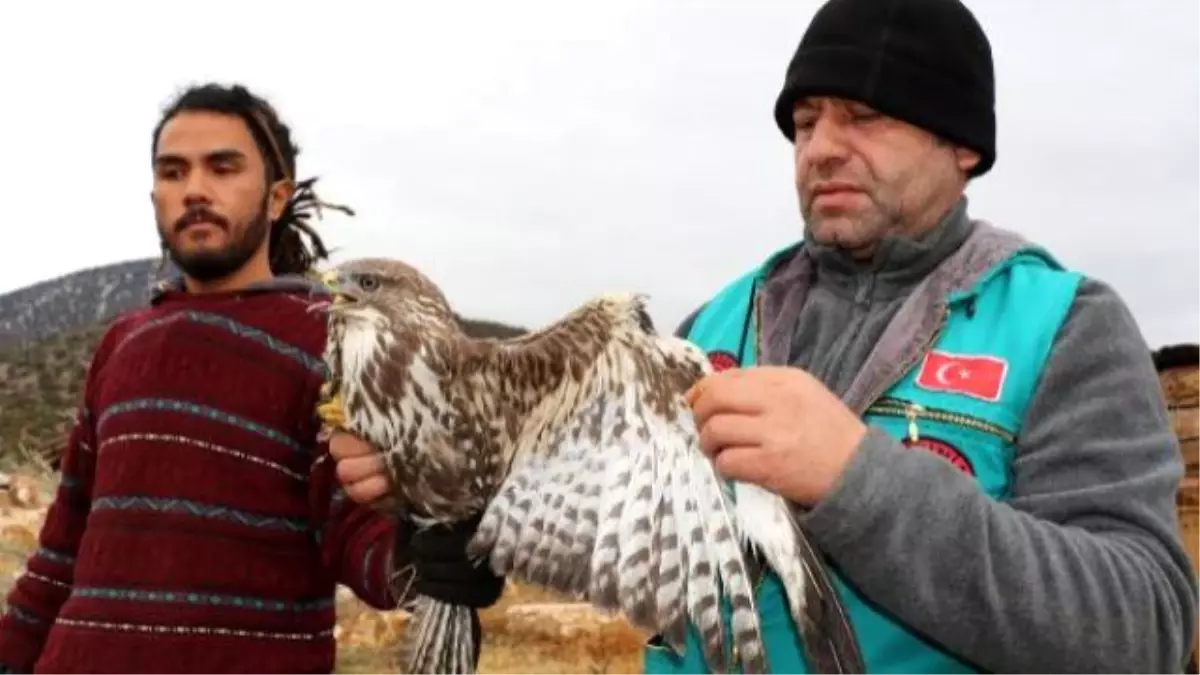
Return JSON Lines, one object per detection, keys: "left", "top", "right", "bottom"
{"left": 465, "top": 300, "right": 766, "bottom": 674}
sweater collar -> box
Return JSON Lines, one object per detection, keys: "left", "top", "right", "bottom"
{"left": 148, "top": 273, "right": 329, "bottom": 306}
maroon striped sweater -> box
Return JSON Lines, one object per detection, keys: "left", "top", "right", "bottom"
{"left": 0, "top": 280, "right": 407, "bottom": 673}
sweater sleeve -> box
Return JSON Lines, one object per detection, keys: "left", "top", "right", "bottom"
{"left": 0, "top": 327, "right": 114, "bottom": 672}
{"left": 308, "top": 446, "right": 413, "bottom": 611}
{"left": 799, "top": 278, "right": 1198, "bottom": 673}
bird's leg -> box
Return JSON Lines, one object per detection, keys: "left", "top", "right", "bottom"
{"left": 316, "top": 381, "right": 349, "bottom": 430}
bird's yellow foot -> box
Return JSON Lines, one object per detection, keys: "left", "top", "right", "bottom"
{"left": 317, "top": 393, "right": 348, "bottom": 430}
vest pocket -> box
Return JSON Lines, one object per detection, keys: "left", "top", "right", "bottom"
{"left": 865, "top": 396, "right": 1017, "bottom": 498}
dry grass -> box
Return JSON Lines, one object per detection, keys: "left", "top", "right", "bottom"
{"left": 333, "top": 582, "right": 647, "bottom": 673}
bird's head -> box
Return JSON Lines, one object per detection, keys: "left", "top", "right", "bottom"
{"left": 321, "top": 257, "right": 451, "bottom": 317}
{"left": 320, "top": 257, "right": 456, "bottom": 335}
{"left": 315, "top": 257, "right": 460, "bottom": 444}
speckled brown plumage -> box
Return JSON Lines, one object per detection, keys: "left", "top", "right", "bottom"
{"left": 314, "top": 257, "right": 836, "bottom": 675}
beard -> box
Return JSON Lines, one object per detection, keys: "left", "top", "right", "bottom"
{"left": 159, "top": 198, "right": 271, "bottom": 283}
{"left": 799, "top": 183, "right": 902, "bottom": 259}
{"left": 803, "top": 206, "right": 888, "bottom": 242}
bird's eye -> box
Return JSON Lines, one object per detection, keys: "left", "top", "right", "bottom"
{"left": 358, "top": 275, "right": 380, "bottom": 291}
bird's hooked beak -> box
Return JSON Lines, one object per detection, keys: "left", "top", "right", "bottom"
{"left": 320, "top": 270, "right": 357, "bottom": 306}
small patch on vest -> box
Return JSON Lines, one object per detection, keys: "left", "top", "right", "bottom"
{"left": 915, "top": 350, "right": 1008, "bottom": 402}
{"left": 707, "top": 350, "right": 739, "bottom": 372}
{"left": 904, "top": 436, "right": 975, "bottom": 476}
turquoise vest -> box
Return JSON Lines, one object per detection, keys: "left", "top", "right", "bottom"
{"left": 644, "top": 242, "right": 1082, "bottom": 674}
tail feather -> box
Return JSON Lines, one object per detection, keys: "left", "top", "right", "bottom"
{"left": 399, "top": 596, "right": 480, "bottom": 674}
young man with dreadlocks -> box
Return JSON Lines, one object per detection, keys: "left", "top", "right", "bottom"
{"left": 0, "top": 83, "right": 504, "bottom": 673}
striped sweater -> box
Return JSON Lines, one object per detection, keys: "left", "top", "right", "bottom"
{"left": 0, "top": 279, "right": 407, "bottom": 673}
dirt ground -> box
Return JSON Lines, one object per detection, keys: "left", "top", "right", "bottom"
{"left": 0, "top": 471, "right": 649, "bottom": 674}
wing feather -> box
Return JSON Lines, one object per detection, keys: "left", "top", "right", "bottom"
{"left": 526, "top": 455, "right": 575, "bottom": 588}
{"left": 560, "top": 447, "right": 605, "bottom": 595}
{"left": 475, "top": 460, "right": 538, "bottom": 573}
{"left": 466, "top": 308, "right": 770, "bottom": 673}
{"left": 654, "top": 442, "right": 689, "bottom": 652}
{"left": 676, "top": 448, "right": 728, "bottom": 671}
{"left": 586, "top": 411, "right": 634, "bottom": 610}
{"left": 509, "top": 452, "right": 559, "bottom": 577}
{"left": 615, "top": 405, "right": 661, "bottom": 627}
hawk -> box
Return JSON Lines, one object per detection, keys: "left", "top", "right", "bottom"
{"left": 315, "top": 257, "right": 863, "bottom": 674}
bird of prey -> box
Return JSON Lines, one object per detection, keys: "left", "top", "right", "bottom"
{"left": 314, "top": 257, "right": 863, "bottom": 675}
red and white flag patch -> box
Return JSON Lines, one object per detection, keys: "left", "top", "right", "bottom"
{"left": 915, "top": 350, "right": 1008, "bottom": 402}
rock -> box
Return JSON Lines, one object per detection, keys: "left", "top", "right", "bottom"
{"left": 501, "top": 602, "right": 631, "bottom": 640}
{"left": 0, "top": 525, "right": 36, "bottom": 552}
{"left": 8, "top": 475, "right": 41, "bottom": 509}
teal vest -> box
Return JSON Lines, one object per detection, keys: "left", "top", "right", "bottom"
{"left": 644, "top": 242, "right": 1082, "bottom": 674}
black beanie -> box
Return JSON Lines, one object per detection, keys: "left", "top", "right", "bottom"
{"left": 773, "top": 0, "right": 996, "bottom": 177}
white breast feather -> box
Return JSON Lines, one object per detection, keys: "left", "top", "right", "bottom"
{"left": 335, "top": 308, "right": 408, "bottom": 445}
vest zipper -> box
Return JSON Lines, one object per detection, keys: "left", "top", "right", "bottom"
{"left": 866, "top": 397, "right": 1017, "bottom": 444}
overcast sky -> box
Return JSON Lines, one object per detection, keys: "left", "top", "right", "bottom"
{"left": 0, "top": 1, "right": 1196, "bottom": 347}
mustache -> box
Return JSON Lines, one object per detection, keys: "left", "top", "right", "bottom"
{"left": 173, "top": 207, "right": 230, "bottom": 233}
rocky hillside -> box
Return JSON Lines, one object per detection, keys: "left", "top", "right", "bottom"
{"left": 0, "top": 258, "right": 527, "bottom": 467}
{"left": 0, "top": 259, "right": 168, "bottom": 347}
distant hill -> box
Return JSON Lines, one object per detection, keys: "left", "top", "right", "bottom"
{"left": 0, "top": 257, "right": 527, "bottom": 468}
{"left": 0, "top": 259, "right": 168, "bottom": 347}
{"left": 0, "top": 257, "right": 528, "bottom": 347}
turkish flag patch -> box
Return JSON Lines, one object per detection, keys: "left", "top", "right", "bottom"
{"left": 915, "top": 350, "right": 1008, "bottom": 402}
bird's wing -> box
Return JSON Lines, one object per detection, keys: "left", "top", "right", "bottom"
{"left": 465, "top": 303, "right": 767, "bottom": 673}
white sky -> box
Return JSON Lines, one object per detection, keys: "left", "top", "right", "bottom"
{"left": 0, "top": 0, "right": 1197, "bottom": 347}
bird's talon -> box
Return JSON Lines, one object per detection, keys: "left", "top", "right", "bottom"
{"left": 316, "top": 394, "right": 348, "bottom": 429}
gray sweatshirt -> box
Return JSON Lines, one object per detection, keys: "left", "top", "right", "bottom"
{"left": 676, "top": 199, "right": 1198, "bottom": 673}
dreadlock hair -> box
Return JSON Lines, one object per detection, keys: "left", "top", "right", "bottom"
{"left": 150, "top": 82, "right": 354, "bottom": 278}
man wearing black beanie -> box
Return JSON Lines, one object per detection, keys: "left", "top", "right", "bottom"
{"left": 773, "top": 0, "right": 996, "bottom": 179}
{"left": 649, "top": 0, "right": 1198, "bottom": 673}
